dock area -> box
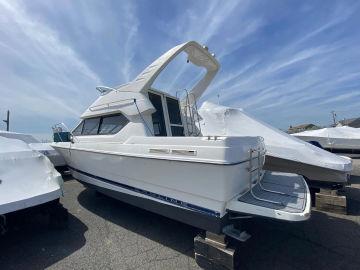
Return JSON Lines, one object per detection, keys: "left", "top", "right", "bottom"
{"left": 1, "top": 160, "right": 360, "bottom": 270}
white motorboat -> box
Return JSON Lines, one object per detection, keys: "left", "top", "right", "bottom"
{"left": 0, "top": 131, "right": 66, "bottom": 168}
{"left": 0, "top": 136, "right": 63, "bottom": 216}
{"left": 52, "top": 41, "right": 310, "bottom": 235}
{"left": 293, "top": 126, "right": 360, "bottom": 158}
{"left": 198, "top": 102, "right": 353, "bottom": 185}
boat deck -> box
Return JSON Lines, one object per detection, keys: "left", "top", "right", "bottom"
{"left": 238, "top": 171, "right": 307, "bottom": 213}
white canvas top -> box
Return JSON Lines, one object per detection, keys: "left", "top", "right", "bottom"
{"left": 293, "top": 126, "right": 360, "bottom": 139}
{"left": 199, "top": 102, "right": 352, "bottom": 172}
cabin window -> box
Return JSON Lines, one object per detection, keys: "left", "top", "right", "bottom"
{"left": 72, "top": 113, "right": 129, "bottom": 136}
{"left": 82, "top": 117, "right": 101, "bottom": 135}
{"left": 98, "top": 114, "right": 129, "bottom": 135}
{"left": 166, "top": 97, "right": 185, "bottom": 136}
{"left": 149, "top": 92, "right": 167, "bottom": 136}
{"left": 72, "top": 121, "right": 84, "bottom": 136}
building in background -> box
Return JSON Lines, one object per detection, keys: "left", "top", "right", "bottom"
{"left": 338, "top": 117, "right": 360, "bottom": 128}
{"left": 288, "top": 123, "right": 320, "bottom": 134}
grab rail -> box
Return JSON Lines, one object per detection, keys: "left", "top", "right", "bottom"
{"left": 177, "top": 89, "right": 201, "bottom": 136}
{"left": 248, "top": 148, "right": 284, "bottom": 205}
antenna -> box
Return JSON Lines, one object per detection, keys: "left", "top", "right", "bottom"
{"left": 3, "top": 110, "right": 10, "bottom": 131}
{"left": 331, "top": 111, "right": 337, "bottom": 126}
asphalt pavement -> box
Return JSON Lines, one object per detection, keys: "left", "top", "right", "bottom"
{"left": 1, "top": 160, "right": 360, "bottom": 270}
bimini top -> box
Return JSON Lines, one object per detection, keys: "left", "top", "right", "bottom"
{"left": 81, "top": 41, "right": 220, "bottom": 119}
{"left": 199, "top": 102, "right": 352, "bottom": 172}
{"left": 293, "top": 126, "right": 360, "bottom": 139}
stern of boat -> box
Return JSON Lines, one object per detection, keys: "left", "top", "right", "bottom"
{"left": 226, "top": 170, "right": 311, "bottom": 222}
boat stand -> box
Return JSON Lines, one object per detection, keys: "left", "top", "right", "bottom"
{"left": 315, "top": 188, "right": 347, "bottom": 215}
{"left": 305, "top": 178, "right": 348, "bottom": 214}
{"left": 194, "top": 227, "right": 250, "bottom": 270}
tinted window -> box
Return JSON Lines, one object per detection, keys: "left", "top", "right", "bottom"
{"left": 166, "top": 97, "right": 182, "bottom": 125}
{"left": 99, "top": 114, "right": 129, "bottom": 135}
{"left": 82, "top": 117, "right": 100, "bottom": 135}
{"left": 72, "top": 121, "right": 84, "bottom": 136}
{"left": 149, "top": 92, "right": 167, "bottom": 136}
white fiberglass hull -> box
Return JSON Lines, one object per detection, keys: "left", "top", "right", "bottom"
{"left": 53, "top": 136, "right": 310, "bottom": 233}
{"left": 0, "top": 138, "right": 63, "bottom": 215}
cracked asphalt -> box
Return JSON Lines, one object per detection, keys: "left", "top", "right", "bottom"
{"left": 1, "top": 160, "right": 360, "bottom": 270}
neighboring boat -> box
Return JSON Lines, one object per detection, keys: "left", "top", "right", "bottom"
{"left": 0, "top": 131, "right": 66, "bottom": 168}
{"left": 52, "top": 41, "right": 310, "bottom": 236}
{"left": 198, "top": 102, "right": 353, "bottom": 186}
{"left": 0, "top": 136, "right": 63, "bottom": 217}
{"left": 293, "top": 126, "right": 360, "bottom": 158}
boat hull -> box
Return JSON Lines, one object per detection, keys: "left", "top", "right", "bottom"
{"left": 264, "top": 154, "right": 350, "bottom": 184}
{"left": 57, "top": 146, "right": 253, "bottom": 220}
{"left": 76, "top": 172, "right": 227, "bottom": 233}
{"left": 0, "top": 143, "right": 63, "bottom": 215}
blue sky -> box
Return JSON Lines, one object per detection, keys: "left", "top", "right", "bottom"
{"left": 1, "top": 0, "right": 359, "bottom": 138}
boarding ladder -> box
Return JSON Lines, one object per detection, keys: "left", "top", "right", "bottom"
{"left": 247, "top": 148, "right": 285, "bottom": 205}
{"left": 177, "top": 89, "right": 202, "bottom": 136}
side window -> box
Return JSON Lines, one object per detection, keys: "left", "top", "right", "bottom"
{"left": 99, "top": 114, "right": 129, "bottom": 135}
{"left": 82, "top": 117, "right": 101, "bottom": 135}
{"left": 166, "top": 97, "right": 184, "bottom": 136}
{"left": 72, "top": 121, "right": 84, "bottom": 136}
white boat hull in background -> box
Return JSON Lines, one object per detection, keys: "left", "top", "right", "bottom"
{"left": 293, "top": 127, "right": 360, "bottom": 158}
{"left": 0, "top": 131, "right": 66, "bottom": 168}
{"left": 0, "top": 137, "right": 63, "bottom": 215}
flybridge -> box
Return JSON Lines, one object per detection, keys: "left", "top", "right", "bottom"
{"left": 81, "top": 41, "right": 219, "bottom": 119}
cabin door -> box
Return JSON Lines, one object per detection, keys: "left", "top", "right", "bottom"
{"left": 148, "top": 90, "right": 185, "bottom": 137}
{"left": 148, "top": 92, "right": 168, "bottom": 136}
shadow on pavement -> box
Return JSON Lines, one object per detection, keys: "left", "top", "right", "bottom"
{"left": 78, "top": 187, "right": 360, "bottom": 270}
{"left": 77, "top": 188, "right": 201, "bottom": 258}
{"left": 0, "top": 210, "right": 88, "bottom": 270}
{"left": 236, "top": 211, "right": 360, "bottom": 270}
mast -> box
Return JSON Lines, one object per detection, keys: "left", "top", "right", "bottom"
{"left": 3, "top": 110, "right": 10, "bottom": 131}
{"left": 331, "top": 111, "right": 337, "bottom": 126}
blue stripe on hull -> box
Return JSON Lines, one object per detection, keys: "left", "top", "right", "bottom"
{"left": 68, "top": 166, "right": 221, "bottom": 218}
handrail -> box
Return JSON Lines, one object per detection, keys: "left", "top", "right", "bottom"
{"left": 177, "top": 89, "right": 202, "bottom": 136}
{"left": 248, "top": 148, "right": 283, "bottom": 205}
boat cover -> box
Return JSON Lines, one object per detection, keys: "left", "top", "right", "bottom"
{"left": 198, "top": 102, "right": 352, "bottom": 174}
{"left": 0, "top": 131, "right": 66, "bottom": 167}
{"left": 293, "top": 126, "right": 360, "bottom": 139}
{"left": 0, "top": 137, "right": 63, "bottom": 215}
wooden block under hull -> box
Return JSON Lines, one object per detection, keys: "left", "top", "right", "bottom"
{"left": 315, "top": 191, "right": 347, "bottom": 215}
{"left": 194, "top": 235, "right": 238, "bottom": 270}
